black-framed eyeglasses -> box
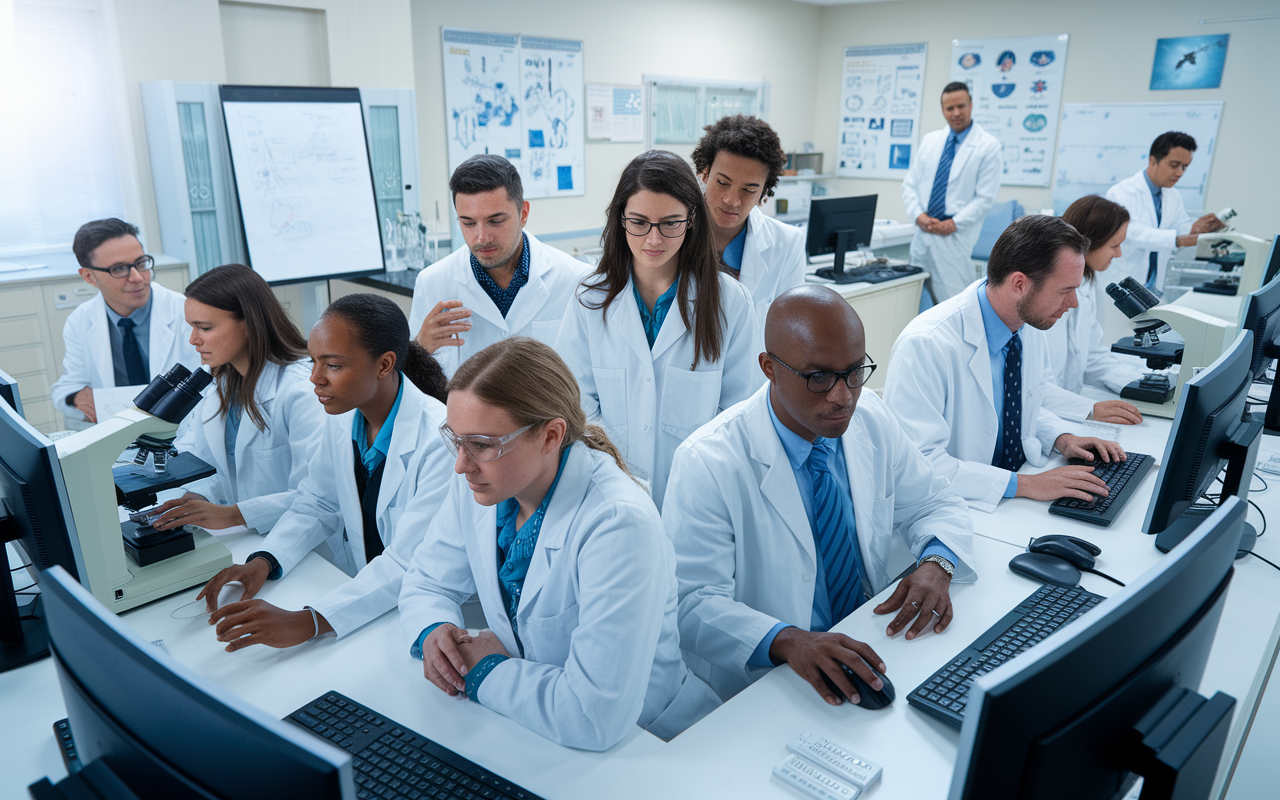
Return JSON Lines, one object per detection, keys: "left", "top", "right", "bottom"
{"left": 86, "top": 255, "right": 154, "bottom": 279}
{"left": 767, "top": 352, "right": 877, "bottom": 393}
{"left": 621, "top": 217, "right": 691, "bottom": 238}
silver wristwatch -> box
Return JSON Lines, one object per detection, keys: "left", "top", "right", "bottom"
{"left": 921, "top": 554, "right": 955, "bottom": 578}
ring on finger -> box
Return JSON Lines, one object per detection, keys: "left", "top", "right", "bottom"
{"left": 931, "top": 609, "right": 942, "bottom": 618}
{"left": 911, "top": 601, "right": 920, "bottom": 609}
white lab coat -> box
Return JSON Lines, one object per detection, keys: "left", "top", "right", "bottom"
{"left": 883, "top": 280, "right": 1073, "bottom": 513}
{"left": 407, "top": 232, "right": 588, "bottom": 378}
{"left": 1038, "top": 280, "right": 1147, "bottom": 421}
{"left": 1105, "top": 169, "right": 1193, "bottom": 290}
{"left": 175, "top": 361, "right": 325, "bottom": 533}
{"left": 663, "top": 386, "right": 976, "bottom": 700}
{"left": 50, "top": 284, "right": 201, "bottom": 420}
{"left": 555, "top": 271, "right": 761, "bottom": 509}
{"left": 902, "top": 123, "right": 1003, "bottom": 302}
{"left": 398, "top": 442, "right": 721, "bottom": 751}
{"left": 737, "top": 207, "right": 807, "bottom": 326}
{"left": 253, "top": 380, "right": 451, "bottom": 638}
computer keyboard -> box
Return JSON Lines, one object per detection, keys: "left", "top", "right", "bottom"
{"left": 287, "top": 691, "right": 545, "bottom": 800}
{"left": 812, "top": 264, "right": 924, "bottom": 285}
{"left": 907, "top": 583, "right": 1104, "bottom": 729}
{"left": 1048, "top": 451, "right": 1154, "bottom": 527}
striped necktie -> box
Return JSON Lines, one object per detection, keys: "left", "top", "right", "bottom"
{"left": 807, "top": 439, "right": 863, "bottom": 625}
{"left": 927, "top": 133, "right": 959, "bottom": 220}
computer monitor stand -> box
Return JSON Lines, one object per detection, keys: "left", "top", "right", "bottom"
{"left": 1, "top": 522, "right": 48, "bottom": 672}
{"left": 815, "top": 229, "right": 864, "bottom": 284}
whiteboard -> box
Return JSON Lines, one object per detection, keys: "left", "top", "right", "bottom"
{"left": 1053, "top": 101, "right": 1223, "bottom": 216}
{"left": 221, "top": 86, "right": 383, "bottom": 284}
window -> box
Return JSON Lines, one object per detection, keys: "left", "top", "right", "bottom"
{"left": 643, "top": 75, "right": 770, "bottom": 148}
{"left": 0, "top": 0, "right": 131, "bottom": 257}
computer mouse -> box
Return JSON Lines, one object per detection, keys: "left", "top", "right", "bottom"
{"left": 217, "top": 581, "right": 246, "bottom": 609}
{"left": 1029, "top": 539, "right": 1097, "bottom": 571}
{"left": 1009, "top": 552, "right": 1081, "bottom": 588}
{"left": 1031, "top": 534, "right": 1102, "bottom": 557}
{"left": 819, "top": 662, "right": 896, "bottom": 709}
{"left": 891, "top": 264, "right": 913, "bottom": 272}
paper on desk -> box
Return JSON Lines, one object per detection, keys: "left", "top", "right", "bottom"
{"left": 94, "top": 385, "right": 145, "bottom": 421}
{"left": 1073, "top": 420, "right": 1124, "bottom": 446}
{"left": 186, "top": 524, "right": 251, "bottom": 537}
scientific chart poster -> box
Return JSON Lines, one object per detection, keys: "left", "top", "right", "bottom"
{"left": 836, "top": 43, "right": 927, "bottom": 179}
{"left": 950, "top": 34, "right": 1069, "bottom": 187}
{"left": 441, "top": 28, "right": 585, "bottom": 199}
{"left": 586, "top": 83, "right": 643, "bottom": 142}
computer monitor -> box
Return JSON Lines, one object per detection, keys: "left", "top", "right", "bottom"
{"left": 949, "top": 497, "right": 1243, "bottom": 800}
{"left": 0, "top": 399, "right": 81, "bottom": 673}
{"left": 1143, "top": 329, "right": 1261, "bottom": 557}
{"left": 32, "top": 565, "right": 353, "bottom": 799}
{"left": 0, "top": 366, "right": 22, "bottom": 417}
{"left": 806, "top": 194, "right": 877, "bottom": 283}
{"left": 1241, "top": 273, "right": 1280, "bottom": 435}
{"left": 1261, "top": 235, "right": 1280, "bottom": 288}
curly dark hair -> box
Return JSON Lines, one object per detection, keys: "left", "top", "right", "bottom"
{"left": 690, "top": 115, "right": 787, "bottom": 200}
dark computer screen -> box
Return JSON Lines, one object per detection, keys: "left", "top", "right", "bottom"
{"left": 1261, "top": 236, "right": 1280, "bottom": 288}
{"left": 37, "top": 565, "right": 354, "bottom": 799}
{"left": 1241, "top": 274, "right": 1280, "bottom": 435}
{"left": 1143, "top": 330, "right": 1257, "bottom": 542}
{"left": 950, "top": 498, "right": 1243, "bottom": 800}
{"left": 806, "top": 194, "right": 877, "bottom": 259}
{"left": 0, "top": 367, "right": 22, "bottom": 417}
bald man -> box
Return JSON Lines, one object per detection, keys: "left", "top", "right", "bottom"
{"left": 663, "top": 286, "right": 975, "bottom": 704}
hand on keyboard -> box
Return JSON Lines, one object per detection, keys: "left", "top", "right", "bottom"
{"left": 1016, "top": 466, "right": 1110, "bottom": 502}
{"left": 1055, "top": 434, "right": 1127, "bottom": 465}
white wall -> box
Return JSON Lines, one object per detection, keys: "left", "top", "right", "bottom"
{"left": 410, "top": 0, "right": 823, "bottom": 249}
{"left": 813, "top": 0, "right": 1280, "bottom": 238}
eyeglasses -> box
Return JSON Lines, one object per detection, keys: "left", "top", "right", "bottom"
{"left": 767, "top": 352, "right": 878, "bottom": 393}
{"left": 439, "top": 422, "right": 532, "bottom": 462}
{"left": 621, "top": 217, "right": 690, "bottom": 238}
{"left": 86, "top": 255, "right": 154, "bottom": 279}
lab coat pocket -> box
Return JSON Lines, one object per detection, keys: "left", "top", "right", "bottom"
{"left": 660, "top": 367, "right": 722, "bottom": 440}
{"left": 523, "top": 603, "right": 580, "bottom": 666}
{"left": 592, "top": 367, "right": 629, "bottom": 454}
{"left": 530, "top": 318, "right": 563, "bottom": 344}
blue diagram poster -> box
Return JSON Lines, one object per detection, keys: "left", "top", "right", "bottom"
{"left": 1150, "top": 35, "right": 1229, "bottom": 91}
{"left": 441, "top": 28, "right": 584, "bottom": 199}
{"left": 835, "top": 42, "right": 927, "bottom": 180}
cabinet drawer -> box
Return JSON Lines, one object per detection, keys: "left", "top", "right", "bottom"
{"left": 21, "top": 397, "right": 56, "bottom": 431}
{"left": 15, "top": 371, "right": 50, "bottom": 404}
{"left": 0, "top": 285, "right": 40, "bottom": 315}
{"left": 0, "top": 316, "right": 42, "bottom": 347}
{"left": 0, "top": 345, "right": 47, "bottom": 376}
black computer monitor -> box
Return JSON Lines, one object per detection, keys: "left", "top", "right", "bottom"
{"left": 1241, "top": 273, "right": 1280, "bottom": 435}
{"left": 0, "top": 399, "right": 81, "bottom": 673}
{"left": 1143, "top": 330, "right": 1261, "bottom": 557}
{"left": 1261, "top": 236, "right": 1280, "bottom": 288}
{"left": 32, "top": 565, "right": 353, "bottom": 799}
{"left": 0, "top": 366, "right": 22, "bottom": 417}
{"left": 950, "top": 497, "right": 1243, "bottom": 800}
{"left": 806, "top": 194, "right": 877, "bottom": 283}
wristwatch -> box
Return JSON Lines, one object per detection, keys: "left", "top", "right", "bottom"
{"left": 921, "top": 554, "right": 955, "bottom": 578}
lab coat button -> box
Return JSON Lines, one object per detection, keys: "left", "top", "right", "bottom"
{"left": 986, "top": 428, "right": 994, "bottom": 435}
{"left": 644, "top": 425, "right": 651, "bottom": 432}
{"left": 802, "top": 574, "right": 811, "bottom": 583}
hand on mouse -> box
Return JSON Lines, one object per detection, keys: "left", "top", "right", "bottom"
{"left": 197, "top": 558, "right": 272, "bottom": 612}
{"left": 1054, "top": 434, "right": 1126, "bottom": 464}
{"left": 1016, "top": 466, "right": 1110, "bottom": 502}
{"left": 873, "top": 561, "right": 953, "bottom": 640}
{"left": 210, "top": 600, "right": 332, "bottom": 651}
{"left": 768, "top": 627, "right": 887, "bottom": 707}
{"left": 1091, "top": 400, "right": 1143, "bottom": 425}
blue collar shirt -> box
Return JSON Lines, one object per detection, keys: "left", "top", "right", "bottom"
{"left": 1142, "top": 171, "right": 1164, "bottom": 226}
{"left": 470, "top": 232, "right": 531, "bottom": 318}
{"left": 104, "top": 293, "right": 153, "bottom": 386}
{"left": 719, "top": 221, "right": 749, "bottom": 275}
{"left": 633, "top": 279, "right": 678, "bottom": 349}
{"left": 352, "top": 375, "right": 404, "bottom": 473}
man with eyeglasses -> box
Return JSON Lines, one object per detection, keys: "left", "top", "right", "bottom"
{"left": 663, "top": 285, "right": 975, "bottom": 704}
{"left": 50, "top": 218, "right": 200, "bottom": 425}
{"left": 407, "top": 154, "right": 586, "bottom": 378}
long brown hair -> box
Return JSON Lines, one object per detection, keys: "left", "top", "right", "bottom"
{"left": 184, "top": 263, "right": 307, "bottom": 431}
{"left": 449, "top": 337, "right": 633, "bottom": 479}
{"left": 583, "top": 150, "right": 724, "bottom": 368}
{"left": 1062, "top": 195, "right": 1130, "bottom": 283}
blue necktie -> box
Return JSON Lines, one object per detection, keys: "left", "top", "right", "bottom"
{"left": 994, "top": 332, "right": 1027, "bottom": 472}
{"left": 807, "top": 439, "right": 863, "bottom": 624}
{"left": 1147, "top": 190, "right": 1163, "bottom": 289}
{"left": 927, "top": 134, "right": 958, "bottom": 220}
{"left": 118, "top": 318, "right": 148, "bottom": 385}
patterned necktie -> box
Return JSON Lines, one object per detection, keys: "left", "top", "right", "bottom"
{"left": 994, "top": 332, "right": 1027, "bottom": 472}
{"left": 118, "top": 318, "right": 148, "bottom": 385}
{"left": 927, "top": 133, "right": 958, "bottom": 220}
{"left": 807, "top": 439, "right": 863, "bottom": 624}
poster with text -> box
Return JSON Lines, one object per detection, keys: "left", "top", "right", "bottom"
{"left": 586, "top": 83, "right": 643, "bottom": 142}
{"left": 519, "top": 36, "right": 585, "bottom": 197}
{"left": 836, "top": 43, "right": 927, "bottom": 179}
{"left": 951, "top": 33, "right": 1068, "bottom": 187}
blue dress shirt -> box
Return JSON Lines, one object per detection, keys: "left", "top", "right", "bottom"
{"left": 748, "top": 391, "right": 958, "bottom": 666}
{"left": 1142, "top": 170, "right": 1164, "bottom": 226}
{"left": 352, "top": 375, "right": 404, "bottom": 473}
{"left": 470, "top": 232, "right": 530, "bottom": 318}
{"left": 719, "top": 223, "right": 749, "bottom": 275}
{"left": 633, "top": 279, "right": 678, "bottom": 348}
{"left": 975, "top": 282, "right": 1021, "bottom": 498}
{"left": 104, "top": 294, "right": 152, "bottom": 386}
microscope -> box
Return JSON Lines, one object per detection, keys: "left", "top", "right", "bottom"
{"left": 53, "top": 365, "right": 233, "bottom": 613}
{"left": 1187, "top": 231, "right": 1272, "bottom": 299}
{"left": 1107, "top": 276, "right": 1236, "bottom": 419}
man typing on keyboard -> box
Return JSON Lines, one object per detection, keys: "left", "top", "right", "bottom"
{"left": 663, "top": 287, "right": 976, "bottom": 705}
{"left": 883, "top": 214, "right": 1126, "bottom": 514}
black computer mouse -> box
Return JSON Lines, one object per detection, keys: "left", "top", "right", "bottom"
{"left": 820, "top": 662, "right": 896, "bottom": 709}
{"left": 1029, "top": 539, "right": 1097, "bottom": 570}
{"left": 1009, "top": 552, "right": 1082, "bottom": 588}
{"left": 1031, "top": 534, "right": 1102, "bottom": 557}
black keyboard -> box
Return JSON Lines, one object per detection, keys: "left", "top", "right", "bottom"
{"left": 287, "top": 691, "right": 546, "bottom": 800}
{"left": 813, "top": 264, "right": 924, "bottom": 285}
{"left": 907, "top": 583, "right": 1104, "bottom": 728}
{"left": 1048, "top": 451, "right": 1154, "bottom": 527}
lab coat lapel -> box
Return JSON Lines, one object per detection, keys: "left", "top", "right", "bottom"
{"left": 87, "top": 295, "right": 115, "bottom": 388}
{"left": 452, "top": 257, "right": 508, "bottom": 331}
{"left": 375, "top": 383, "right": 422, "bottom": 522}
{"left": 959, "top": 288, "right": 996, "bottom": 410}
{"left": 332, "top": 418, "right": 364, "bottom": 565}
{"left": 515, "top": 444, "right": 590, "bottom": 625}
{"left": 147, "top": 286, "right": 181, "bottom": 376}
{"left": 737, "top": 208, "right": 773, "bottom": 290}
{"left": 502, "top": 234, "right": 551, "bottom": 333}
{"left": 839, "top": 414, "right": 881, "bottom": 588}
{"left": 235, "top": 361, "right": 281, "bottom": 468}
{"left": 651, "top": 275, "right": 698, "bottom": 361}
{"left": 618, "top": 277, "right": 658, "bottom": 363}
{"left": 470, "top": 501, "right": 517, "bottom": 652}
{"left": 949, "top": 129, "right": 979, "bottom": 180}
{"left": 746, "top": 390, "right": 817, "bottom": 563}
{"left": 201, "top": 396, "right": 231, "bottom": 484}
